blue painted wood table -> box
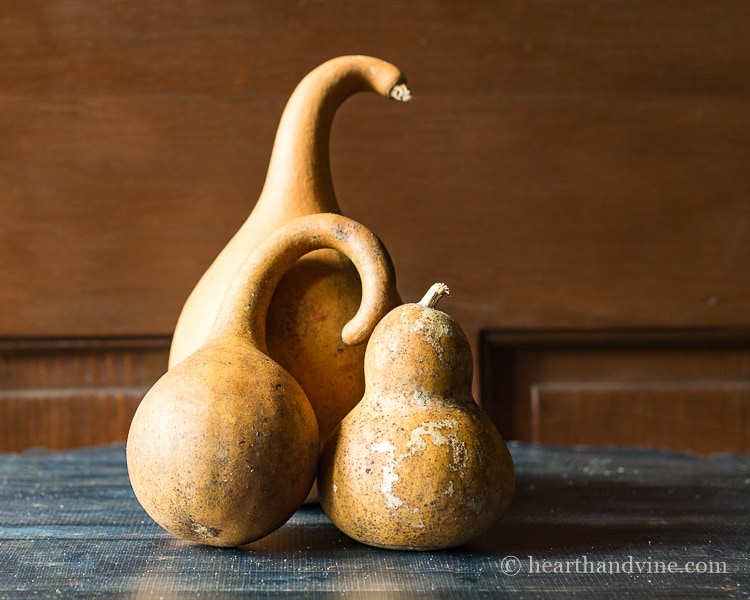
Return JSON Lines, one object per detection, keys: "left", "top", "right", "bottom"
{"left": 1, "top": 442, "right": 748, "bottom": 598}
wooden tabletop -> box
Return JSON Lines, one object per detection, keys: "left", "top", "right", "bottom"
{"left": 1, "top": 442, "right": 747, "bottom": 598}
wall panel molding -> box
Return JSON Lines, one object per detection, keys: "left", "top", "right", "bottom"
{"left": 480, "top": 329, "right": 750, "bottom": 454}
{"left": 0, "top": 337, "right": 169, "bottom": 450}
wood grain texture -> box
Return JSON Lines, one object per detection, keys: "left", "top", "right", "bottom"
{"left": 1, "top": 443, "right": 747, "bottom": 597}
{"left": 481, "top": 329, "right": 750, "bottom": 453}
{"left": 0, "top": 338, "right": 168, "bottom": 450}
{"left": 531, "top": 383, "right": 750, "bottom": 453}
{"left": 2, "top": 1, "right": 749, "bottom": 341}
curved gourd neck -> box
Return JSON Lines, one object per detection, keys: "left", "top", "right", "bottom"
{"left": 208, "top": 214, "right": 397, "bottom": 355}
{"left": 255, "top": 55, "right": 410, "bottom": 217}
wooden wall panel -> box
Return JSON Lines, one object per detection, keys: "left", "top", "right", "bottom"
{"left": 530, "top": 383, "right": 750, "bottom": 454}
{"left": 481, "top": 330, "right": 750, "bottom": 453}
{"left": 1, "top": 1, "right": 750, "bottom": 450}
{"left": 0, "top": 338, "right": 168, "bottom": 450}
{"left": 2, "top": 1, "right": 749, "bottom": 342}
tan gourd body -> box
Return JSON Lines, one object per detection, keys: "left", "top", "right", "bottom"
{"left": 318, "top": 284, "right": 515, "bottom": 551}
{"left": 127, "top": 214, "right": 397, "bottom": 548}
{"left": 169, "top": 55, "right": 410, "bottom": 446}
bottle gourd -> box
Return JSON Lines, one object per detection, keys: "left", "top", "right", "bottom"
{"left": 127, "top": 214, "right": 397, "bottom": 547}
{"left": 318, "top": 284, "right": 515, "bottom": 551}
{"left": 169, "top": 55, "right": 410, "bottom": 447}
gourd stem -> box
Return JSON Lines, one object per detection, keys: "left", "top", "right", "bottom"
{"left": 209, "top": 214, "right": 397, "bottom": 354}
{"left": 389, "top": 82, "right": 412, "bottom": 102}
{"left": 256, "top": 56, "right": 411, "bottom": 218}
{"left": 418, "top": 283, "right": 451, "bottom": 308}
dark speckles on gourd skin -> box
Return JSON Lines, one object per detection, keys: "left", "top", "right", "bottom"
{"left": 318, "top": 284, "right": 516, "bottom": 551}
{"left": 127, "top": 214, "right": 397, "bottom": 548}
{"left": 167, "top": 58, "right": 408, "bottom": 511}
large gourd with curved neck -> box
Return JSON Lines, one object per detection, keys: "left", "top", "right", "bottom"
{"left": 169, "top": 55, "right": 410, "bottom": 447}
{"left": 128, "top": 214, "right": 398, "bottom": 548}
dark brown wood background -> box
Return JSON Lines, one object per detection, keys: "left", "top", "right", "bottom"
{"left": 1, "top": 1, "right": 749, "bottom": 451}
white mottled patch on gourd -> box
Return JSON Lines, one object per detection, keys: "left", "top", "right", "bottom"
{"left": 369, "top": 441, "right": 402, "bottom": 510}
{"left": 411, "top": 388, "right": 431, "bottom": 407}
{"left": 192, "top": 523, "right": 219, "bottom": 539}
{"left": 407, "top": 420, "right": 468, "bottom": 476}
{"left": 409, "top": 311, "right": 452, "bottom": 363}
{"left": 368, "top": 420, "right": 467, "bottom": 527}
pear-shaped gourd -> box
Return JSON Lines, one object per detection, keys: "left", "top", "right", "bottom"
{"left": 127, "top": 214, "right": 397, "bottom": 548}
{"left": 318, "top": 283, "right": 515, "bottom": 551}
{"left": 169, "top": 55, "right": 410, "bottom": 448}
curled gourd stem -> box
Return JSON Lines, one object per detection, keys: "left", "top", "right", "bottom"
{"left": 389, "top": 81, "right": 412, "bottom": 102}
{"left": 209, "top": 214, "right": 397, "bottom": 354}
{"left": 418, "top": 283, "right": 451, "bottom": 309}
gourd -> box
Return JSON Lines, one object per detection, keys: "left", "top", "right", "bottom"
{"left": 169, "top": 55, "right": 410, "bottom": 449}
{"left": 127, "top": 213, "right": 398, "bottom": 548}
{"left": 318, "top": 283, "right": 515, "bottom": 551}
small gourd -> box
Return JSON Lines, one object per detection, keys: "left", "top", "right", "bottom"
{"left": 127, "top": 214, "right": 397, "bottom": 548}
{"left": 318, "top": 283, "right": 515, "bottom": 551}
{"left": 169, "top": 55, "right": 410, "bottom": 450}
